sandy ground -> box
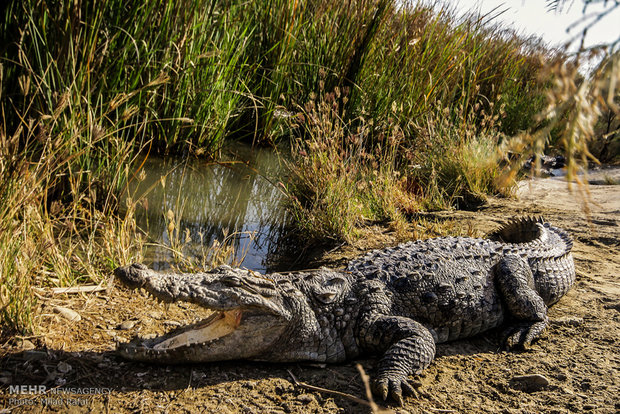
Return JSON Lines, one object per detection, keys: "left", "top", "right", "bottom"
{"left": 1, "top": 168, "right": 619, "bottom": 413}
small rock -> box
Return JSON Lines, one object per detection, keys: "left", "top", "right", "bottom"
{"left": 509, "top": 374, "right": 550, "bottom": 392}
{"left": 296, "top": 394, "right": 316, "bottom": 405}
{"left": 118, "top": 320, "right": 137, "bottom": 330}
{"left": 53, "top": 306, "right": 81, "bottom": 322}
{"left": 57, "top": 361, "right": 72, "bottom": 373}
{"left": 16, "top": 339, "right": 36, "bottom": 350}
{"left": 554, "top": 373, "right": 567, "bottom": 381}
{"left": 552, "top": 317, "right": 584, "bottom": 326}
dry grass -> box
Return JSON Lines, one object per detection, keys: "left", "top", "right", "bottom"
{"left": 283, "top": 84, "right": 414, "bottom": 243}
{"left": 499, "top": 48, "right": 620, "bottom": 213}
{"left": 0, "top": 141, "right": 145, "bottom": 335}
{"left": 283, "top": 81, "right": 515, "bottom": 243}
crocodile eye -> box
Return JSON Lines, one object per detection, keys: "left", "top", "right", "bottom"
{"left": 312, "top": 277, "right": 346, "bottom": 304}
{"left": 316, "top": 291, "right": 337, "bottom": 304}
{"left": 221, "top": 275, "right": 242, "bottom": 287}
{"left": 325, "top": 276, "right": 346, "bottom": 287}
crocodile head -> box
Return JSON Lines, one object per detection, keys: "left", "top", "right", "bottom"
{"left": 114, "top": 263, "right": 357, "bottom": 364}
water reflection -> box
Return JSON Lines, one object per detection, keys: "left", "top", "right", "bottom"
{"left": 126, "top": 144, "right": 290, "bottom": 272}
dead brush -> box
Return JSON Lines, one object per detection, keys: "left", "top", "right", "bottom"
{"left": 0, "top": 147, "right": 146, "bottom": 334}
{"left": 499, "top": 48, "right": 620, "bottom": 213}
{"left": 411, "top": 99, "right": 513, "bottom": 210}
{"left": 0, "top": 63, "right": 148, "bottom": 335}
{"left": 283, "top": 84, "right": 417, "bottom": 243}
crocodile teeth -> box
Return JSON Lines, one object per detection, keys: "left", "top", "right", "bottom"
{"left": 152, "top": 310, "right": 242, "bottom": 351}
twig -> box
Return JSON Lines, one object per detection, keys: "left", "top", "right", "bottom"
{"left": 356, "top": 364, "right": 393, "bottom": 414}
{"left": 287, "top": 368, "right": 394, "bottom": 414}
{"left": 33, "top": 285, "right": 108, "bottom": 295}
{"left": 287, "top": 369, "right": 371, "bottom": 407}
{"left": 326, "top": 241, "right": 347, "bottom": 254}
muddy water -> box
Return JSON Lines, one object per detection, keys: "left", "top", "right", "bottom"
{"left": 126, "top": 144, "right": 290, "bottom": 272}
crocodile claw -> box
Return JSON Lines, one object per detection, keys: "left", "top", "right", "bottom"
{"left": 504, "top": 321, "right": 547, "bottom": 349}
{"left": 372, "top": 375, "right": 417, "bottom": 406}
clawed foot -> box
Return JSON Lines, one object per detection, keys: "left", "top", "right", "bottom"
{"left": 503, "top": 320, "right": 547, "bottom": 349}
{"left": 372, "top": 374, "right": 418, "bottom": 406}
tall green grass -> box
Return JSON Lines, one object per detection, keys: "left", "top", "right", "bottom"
{"left": 2, "top": 1, "right": 550, "bottom": 153}
{"left": 1, "top": 0, "right": 256, "bottom": 153}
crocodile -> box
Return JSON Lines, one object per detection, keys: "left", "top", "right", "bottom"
{"left": 114, "top": 217, "right": 575, "bottom": 404}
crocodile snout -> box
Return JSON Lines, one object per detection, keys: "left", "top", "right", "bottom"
{"left": 114, "top": 263, "right": 150, "bottom": 289}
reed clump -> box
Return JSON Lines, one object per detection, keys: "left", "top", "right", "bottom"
{"left": 285, "top": 85, "right": 514, "bottom": 242}
{"left": 2, "top": 1, "right": 551, "bottom": 154}
{"left": 285, "top": 85, "right": 414, "bottom": 243}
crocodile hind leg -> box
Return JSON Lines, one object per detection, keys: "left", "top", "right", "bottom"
{"left": 359, "top": 315, "right": 436, "bottom": 405}
{"left": 496, "top": 254, "right": 548, "bottom": 348}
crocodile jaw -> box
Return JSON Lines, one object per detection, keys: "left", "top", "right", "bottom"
{"left": 117, "top": 308, "right": 288, "bottom": 363}
{"left": 114, "top": 264, "right": 294, "bottom": 362}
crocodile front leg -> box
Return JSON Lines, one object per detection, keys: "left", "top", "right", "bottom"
{"left": 496, "top": 254, "right": 548, "bottom": 348}
{"left": 359, "top": 315, "right": 436, "bottom": 405}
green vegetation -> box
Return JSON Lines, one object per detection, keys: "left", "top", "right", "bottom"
{"left": 0, "top": 0, "right": 571, "bottom": 333}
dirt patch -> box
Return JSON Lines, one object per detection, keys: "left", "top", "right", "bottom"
{"left": 1, "top": 170, "right": 619, "bottom": 413}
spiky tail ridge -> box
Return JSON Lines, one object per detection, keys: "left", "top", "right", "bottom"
{"left": 489, "top": 216, "right": 573, "bottom": 256}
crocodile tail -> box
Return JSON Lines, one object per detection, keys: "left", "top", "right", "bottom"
{"left": 489, "top": 216, "right": 573, "bottom": 255}
{"left": 488, "top": 216, "right": 546, "bottom": 244}
{"left": 492, "top": 217, "right": 574, "bottom": 306}
{"left": 550, "top": 223, "right": 573, "bottom": 253}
